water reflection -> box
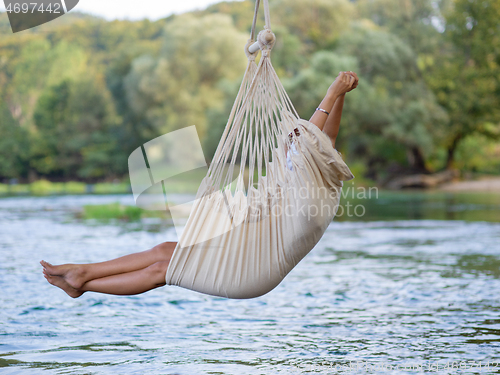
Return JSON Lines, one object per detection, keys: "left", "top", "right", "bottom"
{"left": 0, "top": 193, "right": 499, "bottom": 374}
{"left": 339, "top": 187, "right": 500, "bottom": 222}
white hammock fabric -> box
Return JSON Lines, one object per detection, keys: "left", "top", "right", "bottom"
{"left": 165, "top": 0, "right": 354, "bottom": 299}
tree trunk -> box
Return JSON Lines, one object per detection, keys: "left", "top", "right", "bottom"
{"left": 28, "top": 169, "right": 38, "bottom": 183}
{"left": 407, "top": 146, "right": 429, "bottom": 173}
{"left": 446, "top": 133, "right": 463, "bottom": 170}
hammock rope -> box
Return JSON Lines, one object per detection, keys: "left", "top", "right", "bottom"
{"left": 164, "top": 0, "right": 355, "bottom": 299}
{"left": 208, "top": 0, "right": 297, "bottom": 198}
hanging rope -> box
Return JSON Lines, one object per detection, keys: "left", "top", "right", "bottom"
{"left": 250, "top": 0, "right": 272, "bottom": 39}
{"left": 263, "top": 0, "right": 271, "bottom": 30}
{"left": 248, "top": 0, "right": 274, "bottom": 54}
{"left": 250, "top": 0, "right": 260, "bottom": 42}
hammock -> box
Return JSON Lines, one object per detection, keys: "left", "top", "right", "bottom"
{"left": 164, "top": 0, "right": 354, "bottom": 298}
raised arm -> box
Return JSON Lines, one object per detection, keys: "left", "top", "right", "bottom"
{"left": 309, "top": 71, "right": 359, "bottom": 148}
{"left": 323, "top": 93, "right": 346, "bottom": 149}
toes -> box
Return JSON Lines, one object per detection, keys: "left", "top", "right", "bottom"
{"left": 44, "top": 274, "right": 54, "bottom": 285}
{"left": 41, "top": 261, "right": 59, "bottom": 276}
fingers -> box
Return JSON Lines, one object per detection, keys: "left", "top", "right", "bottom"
{"left": 339, "top": 71, "right": 359, "bottom": 92}
{"left": 350, "top": 71, "right": 359, "bottom": 84}
{"left": 346, "top": 71, "right": 357, "bottom": 83}
{"left": 331, "top": 71, "right": 359, "bottom": 95}
{"left": 342, "top": 72, "right": 352, "bottom": 83}
{"left": 338, "top": 71, "right": 358, "bottom": 82}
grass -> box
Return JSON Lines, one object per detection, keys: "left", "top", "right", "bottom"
{"left": 30, "top": 180, "right": 87, "bottom": 195}
{"left": 92, "top": 182, "right": 131, "bottom": 194}
{"left": 0, "top": 173, "right": 207, "bottom": 196}
{"left": 0, "top": 183, "right": 31, "bottom": 194}
{"left": 81, "top": 203, "right": 167, "bottom": 222}
{"left": 0, "top": 180, "right": 129, "bottom": 196}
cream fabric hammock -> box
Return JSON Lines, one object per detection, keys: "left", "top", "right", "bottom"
{"left": 165, "top": 0, "right": 354, "bottom": 299}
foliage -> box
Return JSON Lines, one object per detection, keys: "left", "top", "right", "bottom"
{"left": 0, "top": 101, "right": 29, "bottom": 178}
{"left": 93, "top": 182, "right": 130, "bottom": 194}
{"left": 423, "top": 0, "right": 500, "bottom": 168}
{"left": 31, "top": 75, "right": 121, "bottom": 179}
{"left": 270, "top": 0, "right": 355, "bottom": 51}
{"left": 82, "top": 202, "right": 164, "bottom": 221}
{"left": 285, "top": 24, "right": 448, "bottom": 176}
{"left": 123, "top": 13, "right": 248, "bottom": 141}
{"left": 0, "top": 0, "right": 499, "bottom": 185}
{"left": 356, "top": 0, "right": 443, "bottom": 54}
{"left": 0, "top": 180, "right": 132, "bottom": 196}
{"left": 30, "top": 179, "right": 56, "bottom": 195}
{"left": 82, "top": 203, "right": 142, "bottom": 221}
{"left": 455, "top": 134, "right": 500, "bottom": 174}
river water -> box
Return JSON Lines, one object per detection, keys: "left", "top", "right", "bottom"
{"left": 1, "top": 192, "right": 499, "bottom": 374}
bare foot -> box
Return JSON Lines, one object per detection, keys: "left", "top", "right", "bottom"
{"left": 40, "top": 260, "right": 87, "bottom": 289}
{"left": 43, "top": 270, "right": 84, "bottom": 298}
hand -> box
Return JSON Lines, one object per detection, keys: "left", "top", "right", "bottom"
{"left": 327, "top": 71, "right": 358, "bottom": 97}
{"left": 345, "top": 71, "right": 359, "bottom": 92}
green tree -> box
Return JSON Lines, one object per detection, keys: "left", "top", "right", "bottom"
{"left": 123, "top": 13, "right": 248, "bottom": 140}
{"left": 0, "top": 102, "right": 29, "bottom": 179}
{"left": 105, "top": 45, "right": 163, "bottom": 172}
{"left": 200, "top": 1, "right": 308, "bottom": 78}
{"left": 425, "top": 0, "right": 500, "bottom": 168}
{"left": 339, "top": 24, "right": 448, "bottom": 174}
{"left": 6, "top": 39, "right": 88, "bottom": 129}
{"left": 31, "top": 76, "right": 121, "bottom": 179}
{"left": 356, "top": 0, "right": 443, "bottom": 55}
{"left": 201, "top": 0, "right": 256, "bottom": 32}
{"left": 287, "top": 23, "right": 448, "bottom": 176}
{"left": 271, "top": 0, "right": 355, "bottom": 51}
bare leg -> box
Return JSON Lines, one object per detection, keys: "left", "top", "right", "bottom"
{"left": 80, "top": 261, "right": 170, "bottom": 296}
{"left": 41, "top": 241, "right": 177, "bottom": 289}
{"left": 43, "top": 261, "right": 170, "bottom": 298}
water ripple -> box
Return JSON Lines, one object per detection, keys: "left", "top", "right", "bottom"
{"left": 0, "top": 195, "right": 499, "bottom": 374}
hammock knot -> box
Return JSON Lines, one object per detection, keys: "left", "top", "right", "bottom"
{"left": 257, "top": 29, "right": 275, "bottom": 54}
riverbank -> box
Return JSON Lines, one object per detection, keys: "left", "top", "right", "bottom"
{"left": 0, "top": 180, "right": 130, "bottom": 195}
{"left": 439, "top": 176, "right": 500, "bottom": 192}
{"left": 0, "top": 174, "right": 204, "bottom": 196}
{"left": 2, "top": 174, "right": 499, "bottom": 198}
